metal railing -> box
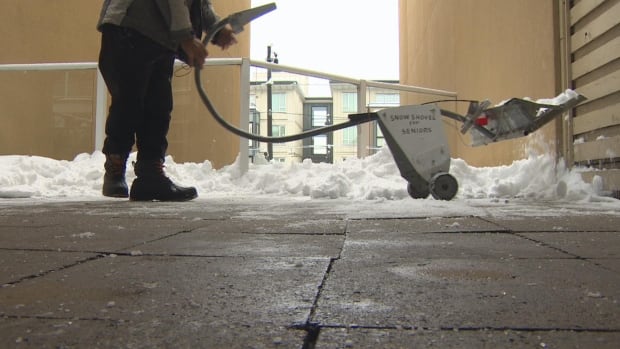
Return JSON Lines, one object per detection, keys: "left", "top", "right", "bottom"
{"left": 0, "top": 59, "right": 457, "bottom": 172}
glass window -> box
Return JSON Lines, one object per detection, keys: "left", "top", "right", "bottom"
{"left": 272, "top": 125, "right": 285, "bottom": 137}
{"left": 374, "top": 93, "right": 400, "bottom": 105}
{"left": 313, "top": 135, "right": 327, "bottom": 155}
{"left": 312, "top": 106, "right": 328, "bottom": 127}
{"left": 272, "top": 93, "right": 286, "bottom": 112}
{"left": 343, "top": 126, "right": 357, "bottom": 146}
{"left": 342, "top": 92, "right": 357, "bottom": 112}
{"left": 376, "top": 123, "right": 385, "bottom": 148}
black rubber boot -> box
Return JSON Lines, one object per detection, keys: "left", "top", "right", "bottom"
{"left": 129, "top": 159, "right": 197, "bottom": 202}
{"left": 102, "top": 154, "right": 128, "bottom": 198}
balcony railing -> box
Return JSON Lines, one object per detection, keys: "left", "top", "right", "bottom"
{"left": 0, "top": 59, "right": 456, "bottom": 172}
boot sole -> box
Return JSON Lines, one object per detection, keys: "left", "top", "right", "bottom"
{"left": 102, "top": 188, "right": 129, "bottom": 198}
{"left": 103, "top": 192, "right": 129, "bottom": 198}
{"left": 129, "top": 187, "right": 198, "bottom": 202}
{"left": 129, "top": 192, "right": 197, "bottom": 202}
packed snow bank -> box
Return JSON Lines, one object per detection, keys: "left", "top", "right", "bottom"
{"left": 532, "top": 89, "right": 581, "bottom": 106}
{"left": 497, "top": 89, "right": 581, "bottom": 107}
{"left": 0, "top": 147, "right": 612, "bottom": 204}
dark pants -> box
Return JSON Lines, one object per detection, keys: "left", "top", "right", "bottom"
{"left": 98, "top": 24, "right": 176, "bottom": 162}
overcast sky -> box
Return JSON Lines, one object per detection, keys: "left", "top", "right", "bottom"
{"left": 249, "top": 0, "right": 399, "bottom": 80}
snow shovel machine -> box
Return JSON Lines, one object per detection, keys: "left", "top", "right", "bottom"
{"left": 194, "top": 3, "right": 587, "bottom": 201}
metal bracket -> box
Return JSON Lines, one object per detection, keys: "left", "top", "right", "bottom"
{"left": 460, "top": 100, "right": 491, "bottom": 134}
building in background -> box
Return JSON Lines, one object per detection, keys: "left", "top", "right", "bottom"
{"left": 250, "top": 70, "right": 400, "bottom": 164}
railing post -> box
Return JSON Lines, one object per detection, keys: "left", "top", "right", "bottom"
{"left": 558, "top": 0, "right": 574, "bottom": 168}
{"left": 95, "top": 68, "right": 107, "bottom": 152}
{"left": 238, "top": 58, "right": 251, "bottom": 174}
{"left": 356, "top": 80, "right": 370, "bottom": 158}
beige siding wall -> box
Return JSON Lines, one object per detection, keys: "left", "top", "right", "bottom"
{"left": 267, "top": 84, "right": 305, "bottom": 163}
{"left": 331, "top": 83, "right": 363, "bottom": 161}
{"left": 399, "top": 0, "right": 560, "bottom": 166}
{"left": 250, "top": 81, "right": 305, "bottom": 163}
{"left": 568, "top": 0, "right": 620, "bottom": 196}
{"left": 0, "top": 0, "right": 249, "bottom": 169}
{"left": 0, "top": 1, "right": 101, "bottom": 160}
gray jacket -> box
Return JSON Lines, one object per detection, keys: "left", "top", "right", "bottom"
{"left": 98, "top": 0, "right": 219, "bottom": 51}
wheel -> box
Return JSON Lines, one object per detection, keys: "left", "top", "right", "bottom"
{"left": 407, "top": 181, "right": 430, "bottom": 199}
{"left": 429, "top": 172, "right": 458, "bottom": 200}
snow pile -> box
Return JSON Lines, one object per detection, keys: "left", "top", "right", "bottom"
{"left": 232, "top": 148, "right": 408, "bottom": 200}
{"left": 533, "top": 89, "right": 580, "bottom": 106}
{"left": 497, "top": 89, "right": 580, "bottom": 107}
{"left": 0, "top": 146, "right": 610, "bottom": 203}
{"left": 452, "top": 152, "right": 595, "bottom": 201}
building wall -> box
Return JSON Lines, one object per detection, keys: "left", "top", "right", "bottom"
{"left": 270, "top": 84, "right": 305, "bottom": 163}
{"left": 399, "top": 0, "right": 560, "bottom": 166}
{"left": 0, "top": 1, "right": 102, "bottom": 160}
{"left": 251, "top": 78, "right": 406, "bottom": 164}
{"left": 0, "top": 0, "right": 250, "bottom": 169}
{"left": 331, "top": 84, "right": 359, "bottom": 162}
{"left": 567, "top": 0, "right": 620, "bottom": 197}
{"left": 331, "top": 83, "right": 403, "bottom": 161}
{"left": 250, "top": 80, "right": 305, "bottom": 163}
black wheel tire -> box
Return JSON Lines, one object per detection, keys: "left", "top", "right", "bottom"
{"left": 429, "top": 173, "right": 458, "bottom": 200}
{"left": 407, "top": 181, "right": 430, "bottom": 199}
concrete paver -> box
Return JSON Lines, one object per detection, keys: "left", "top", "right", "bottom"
{"left": 341, "top": 231, "right": 567, "bottom": 260}
{"left": 596, "top": 259, "right": 620, "bottom": 274}
{"left": 484, "top": 215, "right": 620, "bottom": 232}
{"left": 346, "top": 216, "right": 507, "bottom": 234}
{"left": 0, "top": 317, "right": 306, "bottom": 348}
{"left": 315, "top": 258, "right": 620, "bottom": 329}
{"left": 521, "top": 232, "right": 620, "bottom": 258}
{"left": 134, "top": 231, "right": 344, "bottom": 258}
{"left": 0, "top": 250, "right": 96, "bottom": 286}
{"left": 0, "top": 212, "right": 208, "bottom": 252}
{"left": 0, "top": 255, "right": 327, "bottom": 348}
{"left": 316, "top": 328, "right": 620, "bottom": 349}
{"left": 0, "top": 199, "right": 619, "bottom": 348}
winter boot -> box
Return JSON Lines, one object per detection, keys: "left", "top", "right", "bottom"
{"left": 129, "top": 159, "right": 198, "bottom": 201}
{"left": 102, "top": 154, "right": 129, "bottom": 198}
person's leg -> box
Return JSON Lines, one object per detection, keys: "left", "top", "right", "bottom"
{"left": 129, "top": 50, "right": 197, "bottom": 201}
{"left": 98, "top": 25, "right": 155, "bottom": 197}
{"left": 135, "top": 53, "right": 174, "bottom": 162}
{"left": 99, "top": 25, "right": 157, "bottom": 158}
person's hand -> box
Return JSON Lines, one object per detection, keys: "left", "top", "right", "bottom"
{"left": 212, "top": 25, "right": 237, "bottom": 50}
{"left": 180, "top": 37, "right": 208, "bottom": 68}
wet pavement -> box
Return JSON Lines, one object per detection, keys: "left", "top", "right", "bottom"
{"left": 0, "top": 197, "right": 619, "bottom": 348}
